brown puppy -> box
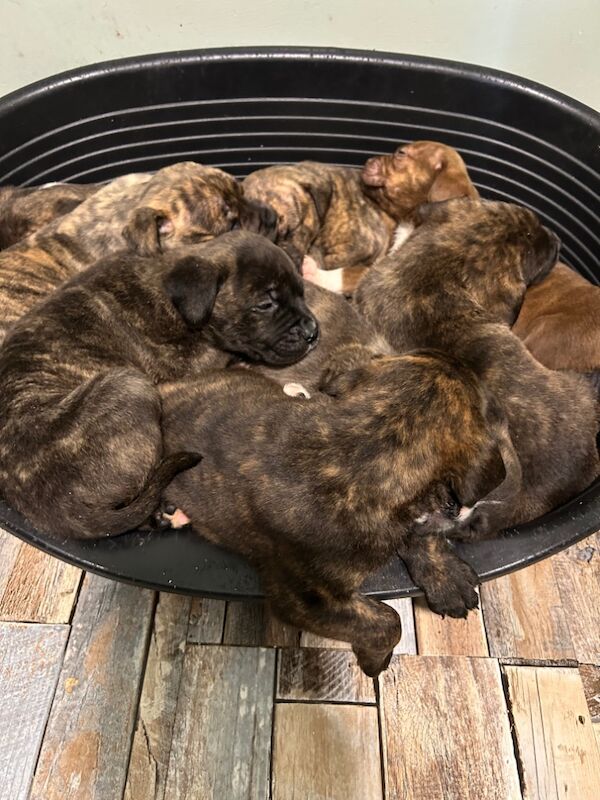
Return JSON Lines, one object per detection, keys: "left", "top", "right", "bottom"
{"left": 0, "top": 162, "right": 275, "bottom": 340}
{"left": 300, "top": 141, "right": 478, "bottom": 293}
{"left": 513, "top": 261, "right": 600, "bottom": 377}
{"left": 159, "top": 347, "right": 517, "bottom": 676}
{"left": 0, "top": 232, "right": 317, "bottom": 540}
{"left": 355, "top": 199, "right": 599, "bottom": 612}
{"left": 0, "top": 182, "right": 99, "bottom": 248}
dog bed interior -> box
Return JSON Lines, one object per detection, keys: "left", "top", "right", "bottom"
{"left": 0, "top": 47, "right": 598, "bottom": 598}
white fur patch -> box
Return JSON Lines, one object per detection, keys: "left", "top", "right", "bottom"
{"left": 389, "top": 221, "right": 415, "bottom": 253}
{"left": 283, "top": 382, "right": 311, "bottom": 399}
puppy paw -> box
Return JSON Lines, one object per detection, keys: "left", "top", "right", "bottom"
{"left": 283, "top": 382, "right": 311, "bottom": 399}
{"left": 423, "top": 559, "right": 480, "bottom": 618}
{"left": 150, "top": 502, "right": 192, "bottom": 531}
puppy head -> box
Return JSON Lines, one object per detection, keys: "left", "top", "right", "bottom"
{"left": 164, "top": 231, "right": 319, "bottom": 366}
{"left": 414, "top": 197, "right": 561, "bottom": 322}
{"left": 361, "top": 141, "right": 479, "bottom": 221}
{"left": 122, "top": 162, "right": 277, "bottom": 256}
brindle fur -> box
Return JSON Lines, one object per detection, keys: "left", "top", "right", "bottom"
{"left": 243, "top": 161, "right": 395, "bottom": 271}
{"left": 159, "top": 348, "right": 516, "bottom": 676}
{"left": 513, "top": 261, "right": 600, "bottom": 377}
{"left": 355, "top": 199, "right": 600, "bottom": 613}
{"left": 0, "top": 232, "right": 317, "bottom": 540}
{"left": 0, "top": 162, "right": 276, "bottom": 340}
{"left": 0, "top": 183, "right": 99, "bottom": 249}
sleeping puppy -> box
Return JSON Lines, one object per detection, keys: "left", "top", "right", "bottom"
{"left": 0, "top": 232, "right": 317, "bottom": 541}
{"left": 0, "top": 182, "right": 99, "bottom": 248}
{"left": 512, "top": 261, "right": 600, "bottom": 380}
{"left": 301, "top": 141, "right": 479, "bottom": 293}
{"left": 0, "top": 161, "right": 275, "bottom": 340}
{"left": 159, "top": 348, "right": 519, "bottom": 676}
{"left": 245, "top": 282, "right": 392, "bottom": 393}
{"left": 355, "top": 199, "right": 599, "bottom": 614}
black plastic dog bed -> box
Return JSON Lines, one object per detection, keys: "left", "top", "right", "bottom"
{"left": 0, "top": 47, "right": 598, "bottom": 599}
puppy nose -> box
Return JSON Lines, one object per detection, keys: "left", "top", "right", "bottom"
{"left": 299, "top": 316, "right": 319, "bottom": 343}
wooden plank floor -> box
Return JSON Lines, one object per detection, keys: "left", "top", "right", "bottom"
{"left": 0, "top": 527, "right": 598, "bottom": 800}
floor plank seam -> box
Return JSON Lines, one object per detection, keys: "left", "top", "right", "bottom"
{"left": 274, "top": 697, "right": 378, "bottom": 707}
{"left": 373, "top": 675, "right": 388, "bottom": 800}
{"left": 499, "top": 663, "right": 527, "bottom": 799}
{"left": 120, "top": 590, "right": 160, "bottom": 797}
{"left": 268, "top": 649, "right": 279, "bottom": 800}
{"left": 67, "top": 569, "right": 87, "bottom": 625}
{"left": 499, "top": 657, "right": 581, "bottom": 668}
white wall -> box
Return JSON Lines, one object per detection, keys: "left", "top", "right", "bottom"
{"left": 1, "top": 0, "right": 598, "bottom": 110}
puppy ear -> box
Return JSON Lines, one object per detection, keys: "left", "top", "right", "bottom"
{"left": 239, "top": 199, "right": 278, "bottom": 240}
{"left": 164, "top": 256, "right": 225, "bottom": 329}
{"left": 300, "top": 181, "right": 333, "bottom": 224}
{"left": 427, "top": 155, "right": 479, "bottom": 203}
{"left": 122, "top": 206, "right": 173, "bottom": 256}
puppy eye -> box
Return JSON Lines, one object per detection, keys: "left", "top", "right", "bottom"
{"left": 252, "top": 289, "right": 279, "bottom": 313}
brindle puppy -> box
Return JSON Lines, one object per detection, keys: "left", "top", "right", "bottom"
{"left": 159, "top": 347, "right": 518, "bottom": 676}
{"left": 512, "top": 261, "right": 600, "bottom": 379}
{"left": 0, "top": 162, "right": 275, "bottom": 340}
{"left": 0, "top": 232, "right": 317, "bottom": 540}
{"left": 259, "top": 141, "right": 476, "bottom": 294}
{"left": 355, "top": 199, "right": 599, "bottom": 613}
{"left": 0, "top": 182, "right": 99, "bottom": 248}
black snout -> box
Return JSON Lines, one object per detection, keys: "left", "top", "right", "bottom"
{"left": 299, "top": 315, "right": 319, "bottom": 343}
{"left": 544, "top": 226, "right": 561, "bottom": 262}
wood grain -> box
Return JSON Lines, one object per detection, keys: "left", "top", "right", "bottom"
{"left": 481, "top": 558, "right": 576, "bottom": 663}
{"left": 0, "top": 622, "right": 69, "bottom": 800}
{"left": 164, "top": 645, "right": 275, "bottom": 800}
{"left": 271, "top": 703, "right": 383, "bottom": 800}
{"left": 414, "top": 592, "right": 489, "bottom": 656}
{"left": 579, "top": 664, "right": 600, "bottom": 722}
{"left": 0, "top": 531, "right": 81, "bottom": 623}
{"left": 29, "top": 574, "right": 155, "bottom": 800}
{"left": 385, "top": 598, "right": 417, "bottom": 655}
{"left": 186, "top": 596, "right": 225, "bottom": 644}
{"left": 552, "top": 534, "right": 600, "bottom": 665}
{"left": 276, "top": 647, "right": 376, "bottom": 703}
{"left": 124, "top": 593, "right": 191, "bottom": 800}
{"left": 505, "top": 665, "right": 600, "bottom": 799}
{"left": 223, "top": 600, "right": 298, "bottom": 646}
{"left": 381, "top": 655, "right": 521, "bottom": 800}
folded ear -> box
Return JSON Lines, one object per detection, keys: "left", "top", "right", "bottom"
{"left": 122, "top": 206, "right": 173, "bottom": 256}
{"left": 300, "top": 181, "right": 333, "bottom": 224}
{"left": 164, "top": 256, "right": 225, "bottom": 329}
{"left": 239, "top": 199, "right": 278, "bottom": 240}
{"left": 427, "top": 155, "right": 479, "bottom": 203}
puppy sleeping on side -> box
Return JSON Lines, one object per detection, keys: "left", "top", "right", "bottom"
{"left": 244, "top": 141, "right": 477, "bottom": 293}
{"left": 159, "top": 347, "right": 520, "bottom": 676}
{"left": 355, "top": 199, "right": 599, "bottom": 613}
{"left": 0, "top": 232, "right": 317, "bottom": 540}
{"left": 0, "top": 161, "right": 275, "bottom": 340}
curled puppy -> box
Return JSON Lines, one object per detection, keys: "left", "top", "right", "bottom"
{"left": 0, "top": 161, "right": 275, "bottom": 340}
{"left": 302, "top": 141, "right": 479, "bottom": 293}
{"left": 355, "top": 198, "right": 599, "bottom": 613}
{"left": 0, "top": 232, "right": 317, "bottom": 540}
{"left": 512, "top": 261, "right": 600, "bottom": 379}
{"left": 0, "top": 182, "right": 99, "bottom": 248}
{"left": 159, "top": 348, "right": 519, "bottom": 676}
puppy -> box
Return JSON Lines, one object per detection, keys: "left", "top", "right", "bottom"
{"left": 255, "top": 142, "right": 478, "bottom": 294}
{"left": 355, "top": 199, "right": 599, "bottom": 613}
{"left": 0, "top": 182, "right": 99, "bottom": 248}
{"left": 159, "top": 347, "right": 519, "bottom": 676}
{"left": 512, "top": 261, "right": 600, "bottom": 378}
{"left": 0, "top": 162, "right": 275, "bottom": 340}
{"left": 0, "top": 232, "right": 317, "bottom": 540}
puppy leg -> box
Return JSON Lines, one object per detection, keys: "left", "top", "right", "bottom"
{"left": 267, "top": 581, "right": 401, "bottom": 677}
{"left": 400, "top": 535, "right": 479, "bottom": 618}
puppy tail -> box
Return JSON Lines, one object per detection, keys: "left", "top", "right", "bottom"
{"left": 83, "top": 451, "right": 202, "bottom": 538}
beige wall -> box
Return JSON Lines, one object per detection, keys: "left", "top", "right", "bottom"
{"left": 1, "top": 0, "right": 598, "bottom": 110}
